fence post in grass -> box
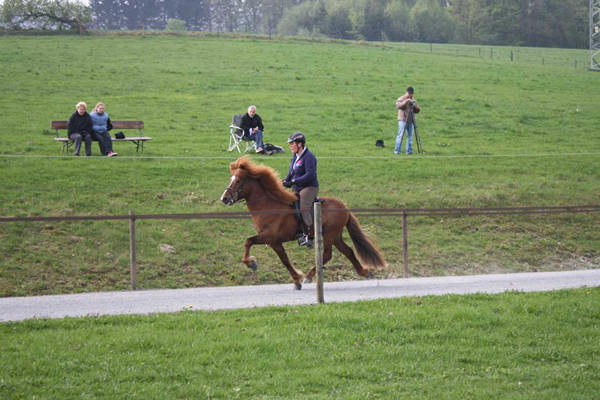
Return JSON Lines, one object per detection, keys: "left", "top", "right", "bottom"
{"left": 402, "top": 210, "right": 409, "bottom": 278}
{"left": 129, "top": 210, "right": 137, "bottom": 290}
{"left": 314, "top": 202, "right": 324, "bottom": 304}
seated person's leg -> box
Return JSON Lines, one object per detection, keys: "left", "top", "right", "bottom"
{"left": 83, "top": 133, "right": 93, "bottom": 156}
{"left": 92, "top": 131, "right": 107, "bottom": 155}
{"left": 254, "top": 129, "right": 264, "bottom": 150}
{"left": 104, "top": 132, "right": 115, "bottom": 154}
{"left": 69, "top": 133, "right": 82, "bottom": 156}
{"left": 98, "top": 131, "right": 115, "bottom": 155}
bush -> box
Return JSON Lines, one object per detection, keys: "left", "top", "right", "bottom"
{"left": 165, "top": 18, "right": 186, "bottom": 32}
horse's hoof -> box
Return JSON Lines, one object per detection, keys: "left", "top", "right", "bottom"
{"left": 249, "top": 260, "right": 258, "bottom": 272}
{"left": 294, "top": 282, "right": 302, "bottom": 290}
{"left": 303, "top": 278, "right": 312, "bottom": 284}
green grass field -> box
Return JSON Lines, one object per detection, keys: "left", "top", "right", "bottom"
{"left": 0, "top": 34, "right": 599, "bottom": 296}
{"left": 1, "top": 34, "right": 599, "bottom": 399}
{"left": 2, "top": 288, "right": 599, "bottom": 399}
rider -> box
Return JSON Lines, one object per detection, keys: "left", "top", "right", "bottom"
{"left": 282, "top": 132, "right": 319, "bottom": 248}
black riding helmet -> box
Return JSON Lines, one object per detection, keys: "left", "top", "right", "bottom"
{"left": 287, "top": 131, "right": 306, "bottom": 144}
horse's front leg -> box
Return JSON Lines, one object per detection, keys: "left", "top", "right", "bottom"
{"left": 270, "top": 242, "right": 305, "bottom": 290}
{"left": 242, "top": 235, "right": 266, "bottom": 271}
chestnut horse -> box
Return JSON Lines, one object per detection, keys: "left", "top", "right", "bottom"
{"left": 220, "top": 156, "right": 386, "bottom": 290}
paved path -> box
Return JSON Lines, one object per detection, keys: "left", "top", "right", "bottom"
{"left": 1, "top": 269, "right": 599, "bottom": 322}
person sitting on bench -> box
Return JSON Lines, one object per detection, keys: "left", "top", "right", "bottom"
{"left": 240, "top": 105, "right": 266, "bottom": 153}
{"left": 67, "top": 102, "right": 93, "bottom": 156}
{"left": 90, "top": 102, "right": 118, "bottom": 157}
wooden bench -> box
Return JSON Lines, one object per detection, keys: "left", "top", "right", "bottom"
{"left": 51, "top": 120, "right": 152, "bottom": 153}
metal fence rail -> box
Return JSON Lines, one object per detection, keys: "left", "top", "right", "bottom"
{"left": 2, "top": 205, "right": 598, "bottom": 223}
{"left": 1, "top": 205, "right": 599, "bottom": 297}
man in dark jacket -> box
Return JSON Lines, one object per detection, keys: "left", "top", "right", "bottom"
{"left": 67, "top": 101, "right": 94, "bottom": 156}
{"left": 240, "top": 105, "right": 265, "bottom": 153}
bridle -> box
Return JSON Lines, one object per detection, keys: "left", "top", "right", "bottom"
{"left": 222, "top": 173, "right": 247, "bottom": 205}
{"left": 223, "top": 171, "right": 270, "bottom": 206}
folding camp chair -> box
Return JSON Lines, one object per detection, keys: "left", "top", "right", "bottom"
{"left": 228, "top": 114, "right": 257, "bottom": 153}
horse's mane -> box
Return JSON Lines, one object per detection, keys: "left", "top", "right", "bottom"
{"left": 230, "top": 156, "right": 297, "bottom": 204}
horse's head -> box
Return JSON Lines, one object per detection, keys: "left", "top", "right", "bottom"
{"left": 220, "top": 167, "right": 249, "bottom": 206}
{"left": 221, "top": 155, "right": 297, "bottom": 206}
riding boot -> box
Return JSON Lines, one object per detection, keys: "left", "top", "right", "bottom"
{"left": 297, "top": 223, "right": 314, "bottom": 249}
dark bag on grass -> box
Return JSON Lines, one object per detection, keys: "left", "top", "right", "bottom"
{"left": 376, "top": 139, "right": 385, "bottom": 147}
{"left": 264, "top": 143, "right": 284, "bottom": 153}
{"left": 114, "top": 131, "right": 125, "bottom": 139}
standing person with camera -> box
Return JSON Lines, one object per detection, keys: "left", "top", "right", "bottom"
{"left": 394, "top": 86, "right": 420, "bottom": 155}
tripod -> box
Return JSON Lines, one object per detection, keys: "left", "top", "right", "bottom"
{"left": 399, "top": 104, "right": 423, "bottom": 154}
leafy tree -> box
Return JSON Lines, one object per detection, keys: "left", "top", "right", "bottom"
{"left": 519, "top": 0, "right": 588, "bottom": 48}
{"left": 449, "top": 0, "right": 481, "bottom": 43}
{"left": 323, "top": 1, "right": 353, "bottom": 39}
{"left": 383, "top": 0, "right": 412, "bottom": 41}
{"left": 277, "top": 1, "right": 319, "bottom": 36}
{"left": 479, "top": 0, "right": 520, "bottom": 45}
{"left": 410, "top": 0, "right": 454, "bottom": 42}
{"left": 1, "top": 0, "right": 91, "bottom": 33}
{"left": 360, "top": 0, "right": 387, "bottom": 41}
{"left": 262, "top": 0, "right": 303, "bottom": 36}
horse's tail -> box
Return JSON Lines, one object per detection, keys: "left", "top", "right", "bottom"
{"left": 346, "top": 213, "right": 386, "bottom": 269}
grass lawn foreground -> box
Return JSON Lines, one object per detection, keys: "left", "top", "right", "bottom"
{"left": 1, "top": 288, "right": 599, "bottom": 399}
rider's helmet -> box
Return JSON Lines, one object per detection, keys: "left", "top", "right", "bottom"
{"left": 287, "top": 131, "right": 306, "bottom": 144}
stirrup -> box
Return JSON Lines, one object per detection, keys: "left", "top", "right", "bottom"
{"left": 297, "top": 234, "right": 314, "bottom": 249}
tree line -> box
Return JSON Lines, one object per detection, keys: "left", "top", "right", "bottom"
{"left": 88, "top": 0, "right": 305, "bottom": 35}
{"left": 1, "top": 0, "right": 591, "bottom": 48}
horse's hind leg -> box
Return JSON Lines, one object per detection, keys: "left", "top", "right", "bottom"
{"left": 334, "top": 235, "right": 372, "bottom": 279}
{"left": 304, "top": 241, "right": 333, "bottom": 283}
{"left": 270, "top": 243, "right": 305, "bottom": 290}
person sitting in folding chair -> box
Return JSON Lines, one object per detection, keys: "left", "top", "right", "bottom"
{"left": 240, "top": 105, "right": 266, "bottom": 153}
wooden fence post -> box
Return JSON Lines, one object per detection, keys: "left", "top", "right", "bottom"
{"left": 129, "top": 210, "right": 137, "bottom": 290}
{"left": 402, "top": 211, "right": 409, "bottom": 278}
{"left": 314, "top": 202, "right": 324, "bottom": 303}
